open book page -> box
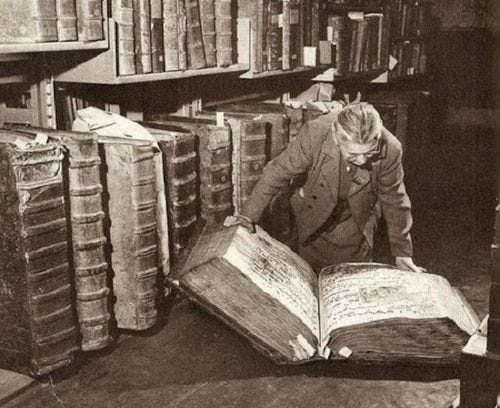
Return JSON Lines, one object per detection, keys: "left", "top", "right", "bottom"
{"left": 223, "top": 226, "right": 320, "bottom": 347}
{"left": 318, "top": 263, "right": 480, "bottom": 347}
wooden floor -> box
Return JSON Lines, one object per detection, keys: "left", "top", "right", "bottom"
{"left": 2, "top": 124, "right": 496, "bottom": 408}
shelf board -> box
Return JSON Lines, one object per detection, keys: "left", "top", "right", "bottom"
{"left": 0, "top": 39, "right": 109, "bottom": 55}
{"left": 239, "top": 65, "right": 329, "bottom": 79}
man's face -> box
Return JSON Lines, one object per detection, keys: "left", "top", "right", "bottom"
{"left": 338, "top": 137, "right": 381, "bottom": 167}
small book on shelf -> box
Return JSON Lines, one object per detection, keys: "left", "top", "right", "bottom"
{"left": 215, "top": 0, "right": 232, "bottom": 67}
{"left": 114, "top": 0, "right": 136, "bottom": 75}
{"left": 76, "top": 0, "right": 104, "bottom": 41}
{"left": 133, "top": 0, "right": 153, "bottom": 74}
{"left": 179, "top": 225, "right": 480, "bottom": 365}
{"left": 150, "top": 0, "right": 165, "bottom": 72}
{"left": 199, "top": 0, "right": 217, "bottom": 67}
{"left": 56, "top": 0, "right": 78, "bottom": 41}
{"left": 163, "top": 0, "right": 180, "bottom": 71}
{"left": 185, "top": 0, "right": 207, "bottom": 69}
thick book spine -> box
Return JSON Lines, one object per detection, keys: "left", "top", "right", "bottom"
{"left": 56, "top": 0, "right": 77, "bottom": 41}
{"left": 162, "top": 0, "right": 180, "bottom": 71}
{"left": 214, "top": 0, "right": 232, "bottom": 67}
{"left": 177, "top": 0, "right": 188, "bottom": 70}
{"left": 150, "top": 0, "right": 165, "bottom": 72}
{"left": 76, "top": 0, "right": 104, "bottom": 41}
{"left": 104, "top": 144, "right": 159, "bottom": 331}
{"left": 157, "top": 134, "right": 198, "bottom": 260}
{"left": 134, "top": 0, "right": 152, "bottom": 74}
{"left": 0, "top": 140, "right": 79, "bottom": 376}
{"left": 199, "top": 0, "right": 216, "bottom": 67}
{"left": 230, "top": 119, "right": 267, "bottom": 213}
{"left": 63, "top": 133, "right": 112, "bottom": 351}
{"left": 114, "top": 0, "right": 136, "bottom": 75}
{"left": 267, "top": 0, "right": 282, "bottom": 71}
{"left": 32, "top": 0, "right": 59, "bottom": 42}
{"left": 185, "top": 0, "right": 206, "bottom": 69}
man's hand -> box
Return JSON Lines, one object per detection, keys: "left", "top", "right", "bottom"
{"left": 223, "top": 215, "right": 256, "bottom": 233}
{"left": 395, "top": 256, "right": 427, "bottom": 273}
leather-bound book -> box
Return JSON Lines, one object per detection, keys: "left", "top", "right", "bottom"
{"left": 281, "top": 0, "right": 291, "bottom": 70}
{"left": 310, "top": 0, "right": 319, "bottom": 48}
{"left": 288, "top": 0, "right": 300, "bottom": 69}
{"left": 199, "top": 0, "right": 216, "bottom": 67}
{"left": 177, "top": 0, "right": 188, "bottom": 70}
{"left": 5, "top": 125, "right": 113, "bottom": 351}
{"left": 150, "top": 0, "right": 164, "bottom": 72}
{"left": 251, "top": 0, "right": 265, "bottom": 74}
{"left": 133, "top": 0, "right": 152, "bottom": 74}
{"left": 185, "top": 0, "right": 206, "bottom": 69}
{"left": 76, "top": 0, "right": 104, "bottom": 41}
{"left": 162, "top": 0, "right": 180, "bottom": 71}
{"left": 266, "top": 0, "right": 282, "bottom": 71}
{"left": 214, "top": 0, "right": 232, "bottom": 67}
{"left": 114, "top": 0, "right": 136, "bottom": 75}
{"left": 56, "top": 0, "right": 77, "bottom": 41}
{"left": 145, "top": 125, "right": 198, "bottom": 262}
{"left": 102, "top": 142, "right": 159, "bottom": 330}
{"left": 0, "top": 134, "right": 79, "bottom": 376}
{"left": 144, "top": 115, "right": 233, "bottom": 225}
{"left": 0, "top": 0, "right": 58, "bottom": 43}
{"left": 180, "top": 225, "right": 480, "bottom": 365}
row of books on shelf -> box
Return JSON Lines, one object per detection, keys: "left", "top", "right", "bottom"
{"left": 326, "top": 12, "right": 389, "bottom": 76}
{"left": 0, "top": 0, "right": 105, "bottom": 43}
{"left": 389, "top": 0, "right": 430, "bottom": 39}
{"left": 250, "top": 0, "right": 321, "bottom": 74}
{"left": 114, "top": 0, "right": 233, "bottom": 76}
{"left": 388, "top": 39, "right": 427, "bottom": 80}
{"left": 0, "top": 100, "right": 316, "bottom": 377}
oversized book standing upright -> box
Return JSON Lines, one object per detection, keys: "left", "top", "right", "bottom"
{"left": 76, "top": 0, "right": 104, "bottom": 41}
{"left": 144, "top": 124, "right": 198, "bottom": 263}
{"left": 0, "top": 134, "right": 79, "bottom": 376}
{"left": 199, "top": 0, "right": 216, "bottom": 67}
{"left": 185, "top": 0, "right": 206, "bottom": 69}
{"left": 214, "top": 0, "right": 232, "bottom": 67}
{"left": 114, "top": 0, "right": 136, "bottom": 75}
{"left": 150, "top": 0, "right": 164, "bottom": 72}
{"left": 180, "top": 225, "right": 480, "bottom": 365}
{"left": 144, "top": 115, "right": 233, "bottom": 225}
{"left": 163, "top": 0, "right": 180, "bottom": 71}
{"left": 0, "top": 0, "right": 58, "bottom": 43}
{"left": 56, "top": 0, "right": 78, "bottom": 41}
{"left": 5, "top": 125, "right": 113, "bottom": 351}
{"left": 133, "top": 0, "right": 152, "bottom": 74}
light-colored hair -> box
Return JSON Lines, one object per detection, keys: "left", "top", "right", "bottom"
{"left": 334, "top": 102, "right": 382, "bottom": 145}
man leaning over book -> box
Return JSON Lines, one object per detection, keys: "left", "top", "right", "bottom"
{"left": 225, "top": 102, "right": 425, "bottom": 273}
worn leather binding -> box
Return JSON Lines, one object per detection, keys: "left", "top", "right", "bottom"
{"left": 103, "top": 143, "right": 159, "bottom": 330}
{"left": 76, "top": 0, "right": 104, "bottom": 41}
{"left": 185, "top": 0, "right": 206, "bottom": 69}
{"left": 144, "top": 115, "right": 233, "bottom": 225}
{"left": 199, "top": 0, "right": 216, "bottom": 67}
{"left": 267, "top": 0, "right": 282, "bottom": 71}
{"left": 177, "top": 0, "right": 188, "bottom": 70}
{"left": 133, "top": 0, "right": 152, "bottom": 74}
{"left": 56, "top": 0, "right": 77, "bottom": 41}
{"left": 145, "top": 125, "right": 198, "bottom": 262}
{"left": 0, "top": 136, "right": 79, "bottom": 376}
{"left": 214, "top": 0, "right": 232, "bottom": 67}
{"left": 114, "top": 0, "right": 136, "bottom": 75}
{"left": 162, "top": 0, "right": 180, "bottom": 71}
{"left": 150, "top": 0, "right": 164, "bottom": 72}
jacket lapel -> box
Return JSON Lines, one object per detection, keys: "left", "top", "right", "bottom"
{"left": 320, "top": 131, "right": 340, "bottom": 204}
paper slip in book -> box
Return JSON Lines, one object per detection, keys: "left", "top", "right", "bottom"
{"left": 179, "top": 225, "right": 480, "bottom": 365}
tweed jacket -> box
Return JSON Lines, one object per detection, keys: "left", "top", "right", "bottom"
{"left": 241, "top": 110, "right": 413, "bottom": 257}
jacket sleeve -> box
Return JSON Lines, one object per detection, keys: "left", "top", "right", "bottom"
{"left": 241, "top": 124, "right": 314, "bottom": 223}
{"left": 377, "top": 139, "right": 413, "bottom": 257}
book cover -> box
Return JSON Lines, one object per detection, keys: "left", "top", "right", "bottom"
{"left": 150, "top": 0, "right": 165, "bottom": 72}
{"left": 56, "top": 0, "right": 78, "bottom": 41}
{"left": 162, "top": 0, "right": 180, "bottom": 71}
{"left": 133, "top": 0, "right": 152, "bottom": 74}
{"left": 114, "top": 0, "right": 136, "bottom": 75}
{"left": 0, "top": 135, "right": 79, "bottom": 376}
{"left": 146, "top": 125, "right": 199, "bottom": 262}
{"left": 185, "top": 0, "right": 207, "bottom": 69}
{"left": 0, "top": 0, "right": 58, "bottom": 43}
{"left": 76, "top": 0, "right": 104, "bottom": 41}
{"left": 214, "top": 0, "right": 232, "bottom": 67}
{"left": 177, "top": 0, "right": 188, "bottom": 70}
{"left": 267, "top": 0, "right": 282, "bottom": 71}
{"left": 180, "top": 225, "right": 480, "bottom": 365}
{"left": 199, "top": 0, "right": 217, "bottom": 67}
{"left": 144, "top": 115, "right": 233, "bottom": 225}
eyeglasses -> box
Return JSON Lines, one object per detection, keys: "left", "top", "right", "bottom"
{"left": 339, "top": 137, "right": 382, "bottom": 160}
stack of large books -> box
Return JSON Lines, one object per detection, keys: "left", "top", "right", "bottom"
{"left": 114, "top": 0, "right": 234, "bottom": 76}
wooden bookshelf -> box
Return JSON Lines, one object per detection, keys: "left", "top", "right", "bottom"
{"left": 0, "top": 1, "right": 109, "bottom": 56}
{"left": 239, "top": 65, "right": 329, "bottom": 79}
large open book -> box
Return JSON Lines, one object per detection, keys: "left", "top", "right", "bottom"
{"left": 180, "top": 225, "right": 480, "bottom": 365}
